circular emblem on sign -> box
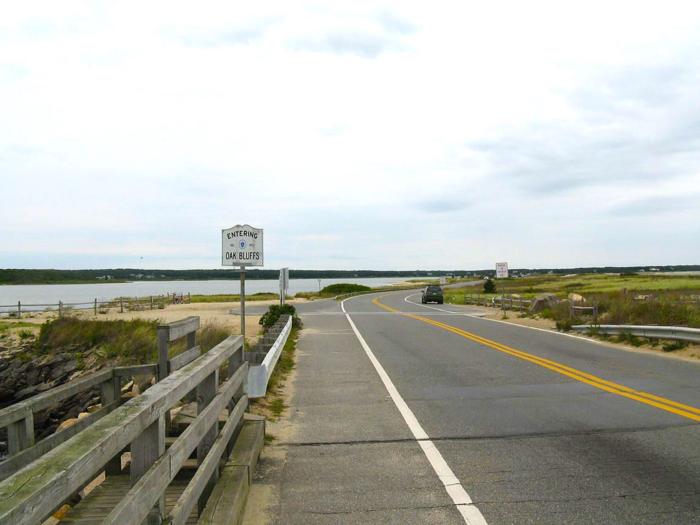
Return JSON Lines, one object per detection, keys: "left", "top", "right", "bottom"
{"left": 239, "top": 240, "right": 247, "bottom": 249}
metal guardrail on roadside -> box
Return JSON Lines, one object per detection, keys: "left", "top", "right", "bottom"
{"left": 246, "top": 315, "right": 293, "bottom": 398}
{"left": 572, "top": 324, "right": 700, "bottom": 343}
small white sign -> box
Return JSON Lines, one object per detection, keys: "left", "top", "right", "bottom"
{"left": 222, "top": 225, "right": 264, "bottom": 266}
{"left": 279, "top": 267, "right": 289, "bottom": 292}
{"left": 496, "top": 262, "right": 509, "bottom": 279}
{"left": 439, "top": 276, "right": 446, "bottom": 285}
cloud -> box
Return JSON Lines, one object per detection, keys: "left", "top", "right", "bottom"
{"left": 285, "top": 9, "right": 415, "bottom": 58}
{"left": 289, "top": 30, "right": 398, "bottom": 58}
{"left": 1, "top": 2, "right": 700, "bottom": 270}
{"left": 374, "top": 11, "right": 416, "bottom": 35}
{"left": 417, "top": 197, "right": 472, "bottom": 213}
{"left": 467, "top": 61, "right": 700, "bottom": 195}
{"left": 610, "top": 194, "right": 700, "bottom": 217}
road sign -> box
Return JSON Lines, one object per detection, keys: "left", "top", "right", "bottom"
{"left": 439, "top": 276, "right": 446, "bottom": 285}
{"left": 279, "top": 268, "right": 289, "bottom": 305}
{"left": 222, "top": 225, "right": 264, "bottom": 266}
{"left": 496, "top": 262, "right": 509, "bottom": 279}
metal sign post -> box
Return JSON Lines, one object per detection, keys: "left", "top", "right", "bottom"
{"left": 240, "top": 266, "right": 246, "bottom": 342}
{"left": 495, "top": 262, "right": 509, "bottom": 314}
{"left": 222, "top": 225, "right": 264, "bottom": 344}
{"left": 279, "top": 268, "right": 289, "bottom": 306}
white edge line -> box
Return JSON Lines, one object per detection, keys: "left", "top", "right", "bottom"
{"left": 341, "top": 296, "right": 487, "bottom": 525}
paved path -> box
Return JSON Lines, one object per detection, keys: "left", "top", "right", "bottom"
{"left": 249, "top": 291, "right": 700, "bottom": 524}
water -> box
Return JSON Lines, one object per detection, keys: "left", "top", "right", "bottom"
{"left": 0, "top": 277, "right": 416, "bottom": 313}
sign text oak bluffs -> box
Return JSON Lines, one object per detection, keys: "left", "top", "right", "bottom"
{"left": 222, "top": 225, "right": 264, "bottom": 342}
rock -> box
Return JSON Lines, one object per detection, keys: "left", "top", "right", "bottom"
{"left": 568, "top": 293, "right": 586, "bottom": 303}
{"left": 132, "top": 384, "right": 141, "bottom": 396}
{"left": 121, "top": 380, "right": 134, "bottom": 394}
{"left": 635, "top": 294, "right": 653, "bottom": 301}
{"left": 78, "top": 412, "right": 90, "bottom": 420}
{"left": 57, "top": 418, "right": 79, "bottom": 431}
{"left": 87, "top": 404, "right": 101, "bottom": 413}
{"left": 14, "top": 384, "right": 40, "bottom": 400}
{"left": 49, "top": 360, "right": 78, "bottom": 381}
{"left": 528, "top": 293, "right": 560, "bottom": 313}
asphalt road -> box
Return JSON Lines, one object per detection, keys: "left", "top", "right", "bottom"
{"left": 255, "top": 290, "right": 700, "bottom": 524}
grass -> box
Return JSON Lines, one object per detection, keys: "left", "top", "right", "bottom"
{"left": 475, "top": 273, "right": 700, "bottom": 297}
{"left": 190, "top": 293, "right": 282, "bottom": 303}
{"left": 0, "top": 321, "right": 37, "bottom": 332}
{"left": 36, "top": 317, "right": 234, "bottom": 364}
{"left": 444, "top": 273, "right": 700, "bottom": 329}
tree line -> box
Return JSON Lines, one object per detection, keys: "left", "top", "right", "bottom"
{"left": 1, "top": 266, "right": 698, "bottom": 285}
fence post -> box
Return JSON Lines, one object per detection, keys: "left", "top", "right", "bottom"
{"left": 120, "top": 299, "right": 124, "bottom": 313}
{"left": 150, "top": 296, "right": 154, "bottom": 310}
{"left": 569, "top": 303, "right": 574, "bottom": 318}
{"left": 59, "top": 300, "right": 63, "bottom": 317}
{"left": 520, "top": 297, "right": 523, "bottom": 312}
{"left": 94, "top": 299, "right": 98, "bottom": 316}
{"left": 131, "top": 416, "right": 166, "bottom": 523}
{"left": 197, "top": 370, "right": 219, "bottom": 514}
{"left": 101, "top": 376, "right": 122, "bottom": 476}
{"left": 188, "top": 292, "right": 191, "bottom": 304}
{"left": 8, "top": 412, "right": 34, "bottom": 455}
{"left": 17, "top": 301, "right": 21, "bottom": 319}
{"left": 157, "top": 326, "right": 169, "bottom": 383}
{"left": 157, "top": 325, "right": 171, "bottom": 430}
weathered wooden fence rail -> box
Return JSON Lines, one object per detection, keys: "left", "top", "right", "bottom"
{"left": 0, "top": 293, "right": 191, "bottom": 318}
{"left": 0, "top": 315, "right": 259, "bottom": 525}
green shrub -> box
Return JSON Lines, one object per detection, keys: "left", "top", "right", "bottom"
{"left": 259, "top": 304, "right": 302, "bottom": 331}
{"left": 662, "top": 340, "right": 688, "bottom": 352}
{"left": 556, "top": 319, "right": 573, "bottom": 332}
{"left": 320, "top": 283, "right": 371, "bottom": 295}
{"left": 18, "top": 329, "right": 34, "bottom": 339}
{"left": 540, "top": 308, "right": 554, "bottom": 320}
{"left": 483, "top": 279, "right": 496, "bottom": 293}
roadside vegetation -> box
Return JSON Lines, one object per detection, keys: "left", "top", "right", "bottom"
{"left": 259, "top": 304, "right": 303, "bottom": 331}
{"left": 443, "top": 273, "right": 700, "bottom": 334}
{"left": 190, "top": 292, "right": 284, "bottom": 303}
{"left": 34, "top": 316, "right": 232, "bottom": 364}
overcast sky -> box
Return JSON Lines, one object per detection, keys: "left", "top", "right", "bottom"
{"left": 1, "top": 1, "right": 699, "bottom": 271}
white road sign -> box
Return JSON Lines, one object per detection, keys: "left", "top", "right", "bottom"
{"left": 279, "top": 267, "right": 289, "bottom": 292}
{"left": 496, "top": 262, "right": 509, "bottom": 279}
{"left": 439, "top": 276, "right": 446, "bottom": 285}
{"left": 222, "top": 225, "right": 264, "bottom": 266}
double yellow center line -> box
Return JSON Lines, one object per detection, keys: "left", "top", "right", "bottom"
{"left": 373, "top": 295, "right": 700, "bottom": 423}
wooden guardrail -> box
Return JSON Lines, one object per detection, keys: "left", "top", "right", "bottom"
{"left": 0, "top": 335, "right": 247, "bottom": 524}
{"left": 0, "top": 315, "right": 254, "bottom": 524}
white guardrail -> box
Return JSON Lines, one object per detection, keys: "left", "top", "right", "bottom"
{"left": 245, "top": 316, "right": 293, "bottom": 398}
{"left": 572, "top": 324, "right": 700, "bottom": 343}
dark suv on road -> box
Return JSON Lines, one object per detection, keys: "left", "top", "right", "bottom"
{"left": 421, "top": 285, "right": 444, "bottom": 304}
